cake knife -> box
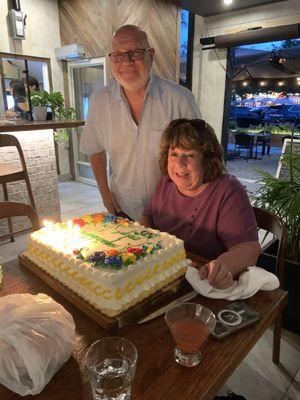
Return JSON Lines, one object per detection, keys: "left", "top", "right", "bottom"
{"left": 138, "top": 290, "right": 198, "bottom": 324}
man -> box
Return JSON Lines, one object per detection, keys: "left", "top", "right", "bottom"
{"left": 80, "top": 25, "right": 200, "bottom": 220}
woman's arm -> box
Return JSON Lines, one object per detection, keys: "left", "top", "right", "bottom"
{"left": 200, "top": 240, "right": 261, "bottom": 289}
{"left": 139, "top": 215, "right": 153, "bottom": 228}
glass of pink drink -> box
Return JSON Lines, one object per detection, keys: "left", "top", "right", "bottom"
{"left": 165, "top": 302, "right": 216, "bottom": 367}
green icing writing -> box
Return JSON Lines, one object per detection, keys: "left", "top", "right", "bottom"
{"left": 81, "top": 231, "right": 116, "bottom": 247}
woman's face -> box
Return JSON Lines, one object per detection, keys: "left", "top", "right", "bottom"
{"left": 167, "top": 147, "right": 205, "bottom": 196}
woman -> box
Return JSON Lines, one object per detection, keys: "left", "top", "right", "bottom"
{"left": 6, "top": 80, "right": 28, "bottom": 118}
{"left": 140, "top": 118, "right": 261, "bottom": 290}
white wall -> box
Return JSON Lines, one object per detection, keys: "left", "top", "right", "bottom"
{"left": 192, "top": 0, "right": 300, "bottom": 141}
{"left": 0, "top": 0, "right": 70, "bottom": 177}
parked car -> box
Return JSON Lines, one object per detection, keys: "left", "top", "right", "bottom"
{"left": 263, "top": 104, "right": 300, "bottom": 125}
{"left": 230, "top": 106, "right": 262, "bottom": 127}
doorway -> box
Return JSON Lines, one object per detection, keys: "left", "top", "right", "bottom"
{"left": 68, "top": 57, "right": 106, "bottom": 185}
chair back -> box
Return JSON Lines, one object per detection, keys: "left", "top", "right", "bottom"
{"left": 0, "top": 201, "right": 40, "bottom": 240}
{"left": 235, "top": 133, "right": 253, "bottom": 147}
{"left": 0, "top": 134, "right": 28, "bottom": 175}
{"left": 253, "top": 206, "right": 286, "bottom": 287}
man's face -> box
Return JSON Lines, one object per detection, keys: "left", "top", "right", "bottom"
{"left": 110, "top": 33, "right": 154, "bottom": 92}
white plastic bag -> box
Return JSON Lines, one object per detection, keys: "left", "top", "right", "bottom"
{"left": 0, "top": 293, "right": 76, "bottom": 396}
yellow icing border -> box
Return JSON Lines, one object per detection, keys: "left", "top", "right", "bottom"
{"left": 28, "top": 244, "right": 186, "bottom": 301}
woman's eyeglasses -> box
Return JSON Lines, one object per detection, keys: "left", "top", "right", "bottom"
{"left": 108, "top": 48, "right": 152, "bottom": 63}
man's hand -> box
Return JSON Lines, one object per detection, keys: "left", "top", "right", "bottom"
{"left": 6, "top": 110, "right": 18, "bottom": 118}
{"left": 102, "top": 191, "right": 121, "bottom": 215}
{"left": 199, "top": 260, "right": 233, "bottom": 289}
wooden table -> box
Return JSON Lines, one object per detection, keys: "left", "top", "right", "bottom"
{"left": 0, "top": 258, "right": 287, "bottom": 400}
{"left": 243, "top": 132, "right": 271, "bottom": 159}
{"left": 0, "top": 119, "right": 84, "bottom": 133}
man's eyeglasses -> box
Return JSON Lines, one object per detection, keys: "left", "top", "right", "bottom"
{"left": 108, "top": 48, "right": 152, "bottom": 63}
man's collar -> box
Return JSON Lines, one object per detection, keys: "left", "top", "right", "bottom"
{"left": 145, "top": 73, "right": 160, "bottom": 100}
{"left": 111, "top": 80, "right": 123, "bottom": 103}
{"left": 111, "top": 73, "right": 160, "bottom": 103}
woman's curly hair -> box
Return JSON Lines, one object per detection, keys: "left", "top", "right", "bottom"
{"left": 159, "top": 118, "right": 226, "bottom": 183}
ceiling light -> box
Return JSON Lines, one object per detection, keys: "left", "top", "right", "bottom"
{"left": 260, "top": 81, "right": 266, "bottom": 86}
{"left": 242, "top": 81, "right": 248, "bottom": 86}
{"left": 224, "top": 0, "right": 233, "bottom": 5}
{"left": 278, "top": 81, "right": 285, "bottom": 86}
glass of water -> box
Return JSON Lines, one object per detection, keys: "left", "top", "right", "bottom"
{"left": 85, "top": 337, "right": 138, "bottom": 400}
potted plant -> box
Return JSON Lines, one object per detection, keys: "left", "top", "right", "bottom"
{"left": 53, "top": 106, "right": 76, "bottom": 147}
{"left": 254, "top": 130, "right": 300, "bottom": 333}
{"left": 47, "top": 91, "right": 64, "bottom": 119}
{"left": 30, "top": 90, "right": 49, "bottom": 121}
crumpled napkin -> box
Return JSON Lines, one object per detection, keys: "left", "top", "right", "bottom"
{"left": 185, "top": 266, "right": 279, "bottom": 300}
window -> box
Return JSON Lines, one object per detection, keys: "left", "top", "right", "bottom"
{"left": 179, "top": 9, "right": 194, "bottom": 89}
{"left": 0, "top": 52, "right": 51, "bottom": 120}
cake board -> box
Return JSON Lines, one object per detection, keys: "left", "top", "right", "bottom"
{"left": 19, "top": 253, "right": 204, "bottom": 332}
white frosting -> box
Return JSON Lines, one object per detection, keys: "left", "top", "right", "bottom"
{"left": 25, "top": 217, "right": 191, "bottom": 316}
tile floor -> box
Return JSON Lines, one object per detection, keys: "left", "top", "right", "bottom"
{"left": 1, "top": 177, "right": 300, "bottom": 400}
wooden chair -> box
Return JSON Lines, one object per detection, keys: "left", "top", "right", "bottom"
{"left": 0, "top": 201, "right": 40, "bottom": 240}
{"left": 0, "top": 134, "right": 36, "bottom": 241}
{"left": 253, "top": 206, "right": 286, "bottom": 364}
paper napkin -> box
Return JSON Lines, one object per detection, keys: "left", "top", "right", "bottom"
{"left": 185, "top": 266, "right": 279, "bottom": 300}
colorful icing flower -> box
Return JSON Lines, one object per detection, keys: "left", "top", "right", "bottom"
{"left": 104, "top": 214, "right": 118, "bottom": 223}
{"left": 88, "top": 251, "right": 106, "bottom": 265}
{"left": 118, "top": 218, "right": 129, "bottom": 226}
{"left": 121, "top": 252, "right": 137, "bottom": 265}
{"left": 142, "top": 245, "right": 154, "bottom": 254}
{"left": 72, "top": 218, "right": 85, "bottom": 227}
{"left": 153, "top": 242, "right": 162, "bottom": 251}
{"left": 92, "top": 213, "right": 105, "bottom": 222}
{"left": 126, "top": 247, "right": 143, "bottom": 257}
{"left": 104, "top": 255, "right": 122, "bottom": 269}
{"left": 75, "top": 249, "right": 85, "bottom": 260}
{"left": 81, "top": 214, "right": 94, "bottom": 224}
{"left": 106, "top": 249, "right": 119, "bottom": 257}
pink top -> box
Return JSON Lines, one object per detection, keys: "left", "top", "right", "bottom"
{"left": 144, "top": 174, "right": 258, "bottom": 260}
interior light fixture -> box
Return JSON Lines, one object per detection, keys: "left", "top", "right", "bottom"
{"left": 260, "top": 81, "right": 266, "bottom": 86}
{"left": 278, "top": 81, "right": 285, "bottom": 86}
{"left": 224, "top": 0, "right": 233, "bottom": 5}
{"left": 242, "top": 81, "right": 248, "bottom": 86}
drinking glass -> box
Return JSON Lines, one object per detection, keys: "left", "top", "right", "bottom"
{"left": 165, "top": 302, "right": 216, "bottom": 367}
{"left": 85, "top": 337, "right": 138, "bottom": 400}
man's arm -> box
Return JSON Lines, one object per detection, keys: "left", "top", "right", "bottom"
{"left": 139, "top": 215, "right": 153, "bottom": 227}
{"left": 90, "top": 151, "right": 120, "bottom": 214}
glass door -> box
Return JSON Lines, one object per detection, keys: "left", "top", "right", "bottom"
{"left": 68, "top": 57, "right": 106, "bottom": 184}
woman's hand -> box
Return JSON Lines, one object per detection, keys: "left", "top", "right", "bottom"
{"left": 199, "top": 260, "right": 234, "bottom": 289}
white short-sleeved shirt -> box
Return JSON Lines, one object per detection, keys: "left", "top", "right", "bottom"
{"left": 80, "top": 73, "right": 201, "bottom": 220}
